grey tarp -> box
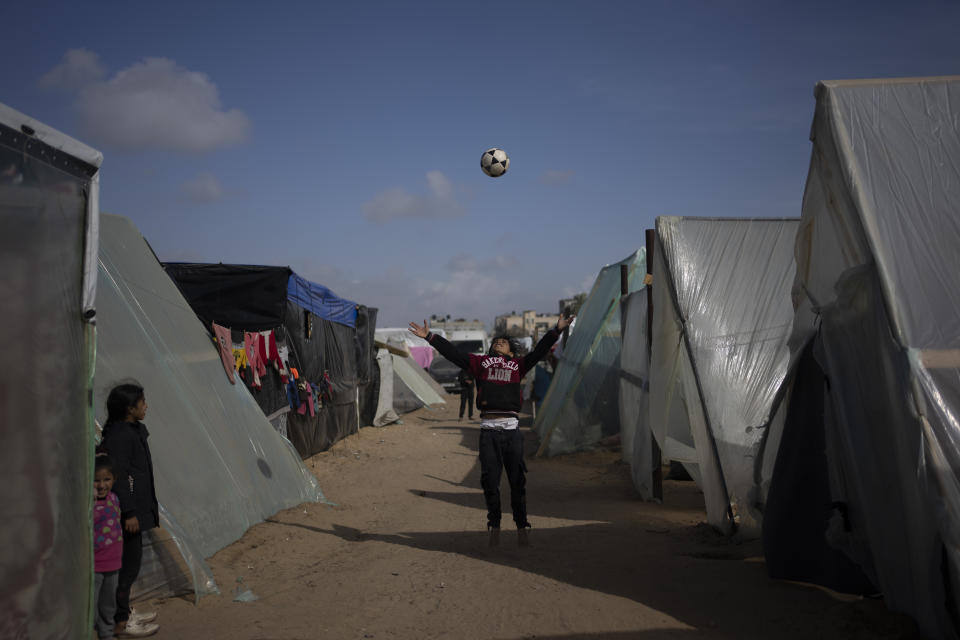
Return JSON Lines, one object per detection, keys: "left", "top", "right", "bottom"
{"left": 649, "top": 217, "right": 801, "bottom": 535}
{"left": 784, "top": 76, "right": 960, "bottom": 639}
{"left": 0, "top": 103, "right": 102, "bottom": 639}
{"left": 535, "top": 250, "right": 646, "bottom": 456}
{"left": 95, "top": 214, "right": 325, "bottom": 599}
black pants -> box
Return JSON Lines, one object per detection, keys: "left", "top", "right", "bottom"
{"left": 459, "top": 386, "right": 474, "bottom": 418}
{"left": 478, "top": 429, "right": 528, "bottom": 529}
{"left": 115, "top": 530, "right": 142, "bottom": 623}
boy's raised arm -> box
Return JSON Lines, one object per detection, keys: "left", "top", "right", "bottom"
{"left": 522, "top": 315, "right": 575, "bottom": 373}
{"left": 409, "top": 319, "right": 471, "bottom": 370}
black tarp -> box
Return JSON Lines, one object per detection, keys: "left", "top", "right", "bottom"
{"left": 163, "top": 263, "right": 291, "bottom": 331}
{"left": 355, "top": 306, "right": 379, "bottom": 428}
{"left": 163, "top": 263, "right": 378, "bottom": 458}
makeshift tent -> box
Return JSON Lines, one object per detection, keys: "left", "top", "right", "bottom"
{"left": 163, "top": 263, "right": 378, "bottom": 458}
{"left": 649, "top": 217, "right": 802, "bottom": 535}
{"left": 392, "top": 351, "right": 447, "bottom": 411}
{"left": 535, "top": 250, "right": 646, "bottom": 456}
{"left": 95, "top": 214, "right": 325, "bottom": 600}
{"left": 372, "top": 329, "right": 447, "bottom": 417}
{"left": 618, "top": 289, "right": 654, "bottom": 499}
{"left": 0, "top": 103, "right": 102, "bottom": 639}
{"left": 766, "top": 76, "right": 960, "bottom": 639}
{"left": 376, "top": 327, "right": 436, "bottom": 369}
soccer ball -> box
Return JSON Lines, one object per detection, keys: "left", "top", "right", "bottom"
{"left": 480, "top": 148, "right": 510, "bottom": 178}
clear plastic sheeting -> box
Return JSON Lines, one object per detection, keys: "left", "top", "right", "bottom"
{"left": 133, "top": 503, "right": 218, "bottom": 604}
{"left": 535, "top": 250, "right": 646, "bottom": 456}
{"left": 618, "top": 289, "right": 654, "bottom": 499}
{"left": 650, "top": 217, "right": 801, "bottom": 535}
{"left": 787, "top": 76, "right": 960, "bottom": 639}
{"left": 0, "top": 106, "right": 100, "bottom": 639}
{"left": 95, "top": 214, "right": 325, "bottom": 599}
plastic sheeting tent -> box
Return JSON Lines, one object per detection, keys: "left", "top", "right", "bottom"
{"left": 95, "top": 214, "right": 325, "bottom": 600}
{"left": 535, "top": 250, "right": 646, "bottom": 457}
{"left": 0, "top": 104, "right": 101, "bottom": 639}
{"left": 649, "top": 217, "right": 801, "bottom": 536}
{"left": 376, "top": 327, "right": 436, "bottom": 369}
{"left": 770, "top": 76, "right": 960, "bottom": 639}
{"left": 618, "top": 289, "right": 654, "bottom": 499}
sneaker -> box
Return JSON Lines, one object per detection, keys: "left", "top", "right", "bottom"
{"left": 116, "top": 621, "right": 159, "bottom": 638}
{"left": 488, "top": 526, "right": 500, "bottom": 547}
{"left": 518, "top": 527, "right": 530, "bottom": 547}
{"left": 128, "top": 610, "right": 158, "bottom": 625}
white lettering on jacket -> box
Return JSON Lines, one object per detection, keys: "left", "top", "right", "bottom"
{"left": 480, "top": 357, "right": 519, "bottom": 371}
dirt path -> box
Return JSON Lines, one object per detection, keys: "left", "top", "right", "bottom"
{"left": 145, "top": 401, "right": 921, "bottom": 640}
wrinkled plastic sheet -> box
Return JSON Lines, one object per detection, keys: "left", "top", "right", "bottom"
{"left": 535, "top": 250, "right": 645, "bottom": 456}
{"left": 96, "top": 214, "right": 325, "bottom": 601}
{"left": 789, "top": 76, "right": 960, "bottom": 639}
{"left": 650, "top": 217, "right": 801, "bottom": 535}
{"left": 0, "top": 134, "right": 95, "bottom": 638}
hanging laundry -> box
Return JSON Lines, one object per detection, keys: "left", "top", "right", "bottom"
{"left": 257, "top": 330, "right": 270, "bottom": 369}
{"left": 244, "top": 332, "right": 267, "bottom": 378}
{"left": 233, "top": 348, "right": 249, "bottom": 372}
{"left": 212, "top": 322, "right": 235, "bottom": 384}
{"left": 286, "top": 378, "right": 300, "bottom": 410}
{"left": 296, "top": 381, "right": 316, "bottom": 417}
{"left": 277, "top": 345, "right": 292, "bottom": 383}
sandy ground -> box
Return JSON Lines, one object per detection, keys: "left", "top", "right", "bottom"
{"left": 142, "top": 400, "right": 922, "bottom": 640}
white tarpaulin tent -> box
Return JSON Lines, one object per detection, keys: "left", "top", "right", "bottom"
{"left": 774, "top": 76, "right": 960, "bottom": 639}
{"left": 649, "top": 217, "right": 802, "bottom": 535}
{"left": 535, "top": 250, "right": 646, "bottom": 456}
{"left": 0, "top": 103, "right": 102, "bottom": 639}
{"left": 95, "top": 214, "right": 325, "bottom": 599}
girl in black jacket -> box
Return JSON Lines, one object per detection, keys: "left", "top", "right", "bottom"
{"left": 100, "top": 383, "right": 160, "bottom": 637}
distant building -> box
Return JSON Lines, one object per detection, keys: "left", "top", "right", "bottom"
{"left": 495, "top": 310, "right": 560, "bottom": 340}
{"left": 429, "top": 316, "right": 485, "bottom": 333}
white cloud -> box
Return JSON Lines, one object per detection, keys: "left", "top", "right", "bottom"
{"left": 38, "top": 49, "right": 106, "bottom": 91}
{"left": 363, "top": 171, "right": 465, "bottom": 223}
{"left": 539, "top": 169, "right": 574, "bottom": 185}
{"left": 39, "top": 51, "right": 250, "bottom": 153}
{"left": 561, "top": 274, "right": 596, "bottom": 298}
{"left": 179, "top": 173, "right": 224, "bottom": 203}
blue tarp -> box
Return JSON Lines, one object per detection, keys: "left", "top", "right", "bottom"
{"left": 287, "top": 272, "right": 358, "bottom": 328}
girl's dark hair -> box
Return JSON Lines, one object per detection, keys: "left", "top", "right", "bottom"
{"left": 106, "top": 383, "right": 144, "bottom": 423}
{"left": 94, "top": 451, "right": 114, "bottom": 476}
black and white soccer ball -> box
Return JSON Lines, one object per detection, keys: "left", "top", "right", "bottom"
{"left": 480, "top": 148, "right": 510, "bottom": 178}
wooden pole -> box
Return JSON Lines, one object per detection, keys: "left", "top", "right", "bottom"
{"left": 646, "top": 229, "right": 663, "bottom": 502}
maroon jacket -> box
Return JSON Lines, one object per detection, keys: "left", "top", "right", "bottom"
{"left": 427, "top": 329, "right": 560, "bottom": 417}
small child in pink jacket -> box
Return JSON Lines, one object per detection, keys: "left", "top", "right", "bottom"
{"left": 93, "top": 453, "right": 123, "bottom": 639}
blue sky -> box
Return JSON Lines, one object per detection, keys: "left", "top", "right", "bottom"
{"left": 4, "top": 1, "right": 959, "bottom": 328}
